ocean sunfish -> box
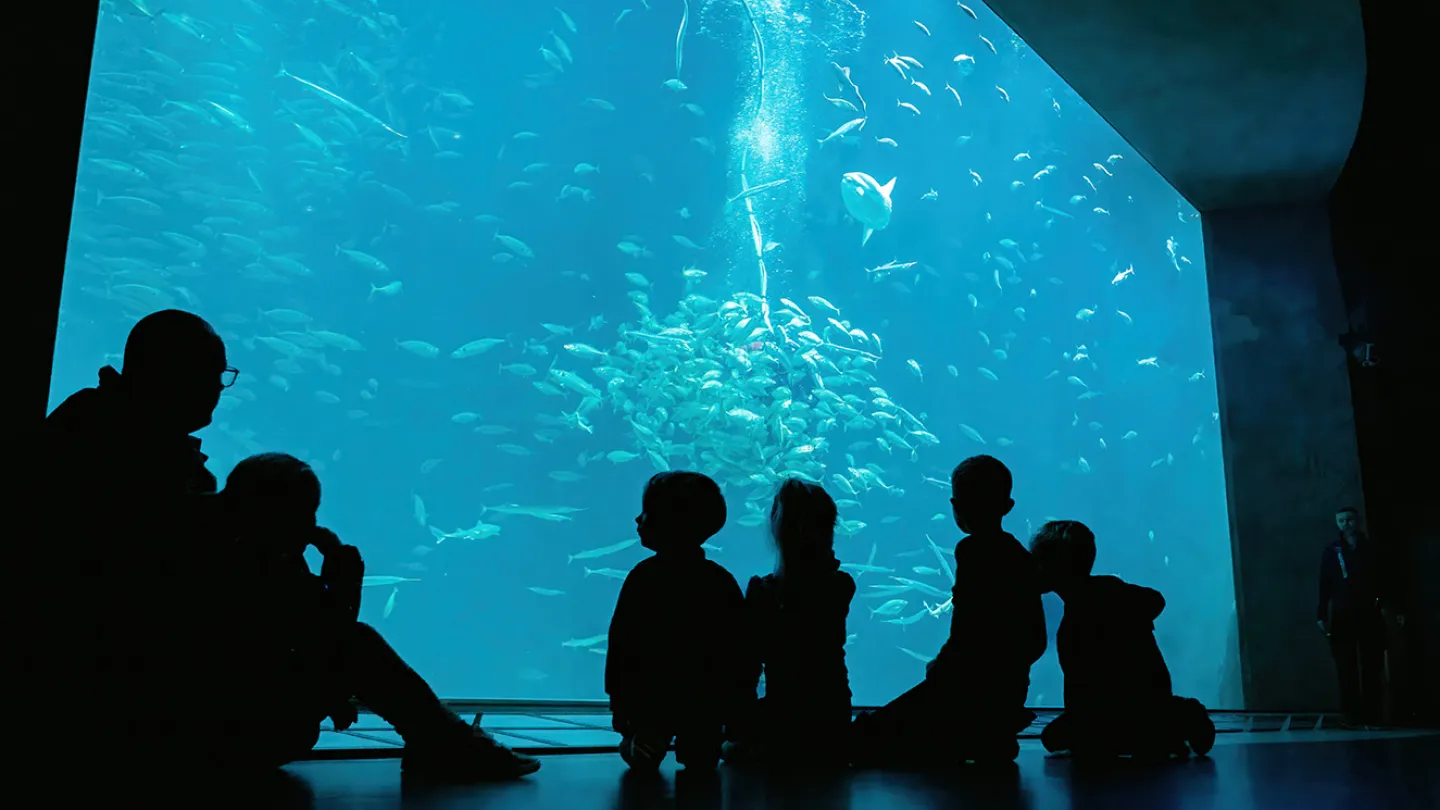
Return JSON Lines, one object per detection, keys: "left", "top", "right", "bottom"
{"left": 840, "top": 172, "right": 896, "bottom": 246}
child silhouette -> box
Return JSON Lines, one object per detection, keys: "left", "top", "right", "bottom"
{"left": 852, "top": 455, "right": 1046, "bottom": 766}
{"left": 725, "top": 478, "right": 855, "bottom": 767}
{"left": 606, "top": 471, "right": 747, "bottom": 770}
{"left": 222, "top": 453, "right": 362, "bottom": 717}
{"left": 1030, "top": 519, "right": 1215, "bottom": 758}
{"left": 222, "top": 452, "right": 539, "bottom": 778}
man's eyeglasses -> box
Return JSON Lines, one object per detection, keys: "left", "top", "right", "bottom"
{"left": 221, "top": 366, "right": 239, "bottom": 388}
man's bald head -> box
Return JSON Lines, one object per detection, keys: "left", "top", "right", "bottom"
{"left": 119, "top": 309, "right": 228, "bottom": 434}
{"left": 122, "top": 309, "right": 226, "bottom": 380}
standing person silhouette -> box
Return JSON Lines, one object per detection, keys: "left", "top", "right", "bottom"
{"left": 20, "top": 309, "right": 538, "bottom": 781}
{"left": 1318, "top": 507, "right": 1404, "bottom": 726}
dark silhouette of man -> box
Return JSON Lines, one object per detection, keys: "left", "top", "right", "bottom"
{"left": 1318, "top": 507, "right": 1404, "bottom": 725}
{"left": 18, "top": 310, "right": 231, "bottom": 768}
{"left": 19, "top": 309, "right": 538, "bottom": 781}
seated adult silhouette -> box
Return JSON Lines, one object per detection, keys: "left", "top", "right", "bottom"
{"left": 24, "top": 309, "right": 538, "bottom": 781}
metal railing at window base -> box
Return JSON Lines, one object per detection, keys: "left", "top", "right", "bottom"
{"left": 428, "top": 699, "right": 1051, "bottom": 719}
{"left": 352, "top": 700, "right": 1346, "bottom": 736}
{"left": 377, "top": 700, "right": 1345, "bottom": 729}
{"left": 432, "top": 699, "right": 983, "bottom": 716}
{"left": 434, "top": 701, "right": 1331, "bottom": 716}
{"left": 439, "top": 698, "right": 614, "bottom": 716}
{"left": 1207, "top": 711, "right": 1340, "bottom": 733}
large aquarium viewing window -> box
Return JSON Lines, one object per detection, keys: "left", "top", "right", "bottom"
{"left": 55, "top": 0, "right": 1235, "bottom": 707}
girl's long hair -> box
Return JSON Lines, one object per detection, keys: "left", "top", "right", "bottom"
{"left": 770, "top": 477, "right": 840, "bottom": 579}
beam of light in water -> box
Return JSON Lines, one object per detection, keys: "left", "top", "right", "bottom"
{"left": 738, "top": 151, "right": 774, "bottom": 332}
{"left": 675, "top": 0, "right": 690, "bottom": 80}
{"left": 722, "top": 0, "right": 802, "bottom": 339}
{"left": 738, "top": 0, "right": 767, "bottom": 117}
{"left": 703, "top": 0, "right": 864, "bottom": 323}
{"left": 736, "top": 0, "right": 772, "bottom": 329}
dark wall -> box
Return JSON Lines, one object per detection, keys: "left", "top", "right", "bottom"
{"left": 1203, "top": 203, "right": 1364, "bottom": 712}
{"left": 9, "top": 0, "right": 98, "bottom": 760}
{"left": 982, "top": 0, "right": 1365, "bottom": 212}
{"left": 12, "top": 4, "right": 94, "bottom": 428}
{"left": 1328, "top": 0, "right": 1437, "bottom": 723}
{"left": 1205, "top": 0, "right": 1436, "bottom": 719}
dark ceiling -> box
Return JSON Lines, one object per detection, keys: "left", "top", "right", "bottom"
{"left": 985, "top": 0, "right": 1367, "bottom": 212}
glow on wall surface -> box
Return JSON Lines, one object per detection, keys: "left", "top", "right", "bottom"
{"left": 53, "top": 0, "right": 1236, "bottom": 707}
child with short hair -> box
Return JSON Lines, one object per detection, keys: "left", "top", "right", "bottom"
{"left": 724, "top": 478, "right": 855, "bottom": 767}
{"left": 606, "top": 471, "right": 748, "bottom": 771}
{"left": 222, "top": 452, "right": 361, "bottom": 665}
{"left": 215, "top": 452, "right": 366, "bottom": 762}
{"left": 852, "top": 455, "right": 1047, "bottom": 766}
{"left": 221, "top": 453, "right": 370, "bottom": 744}
{"left": 222, "top": 452, "right": 541, "bottom": 779}
{"left": 1029, "top": 519, "right": 1215, "bottom": 758}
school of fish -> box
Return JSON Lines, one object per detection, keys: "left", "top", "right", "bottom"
{"left": 68, "top": 0, "right": 1213, "bottom": 681}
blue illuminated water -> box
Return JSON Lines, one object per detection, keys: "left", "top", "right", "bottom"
{"left": 52, "top": 0, "right": 1235, "bottom": 708}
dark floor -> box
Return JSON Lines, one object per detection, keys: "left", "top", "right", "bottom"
{"left": 137, "top": 724, "right": 1439, "bottom": 810}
